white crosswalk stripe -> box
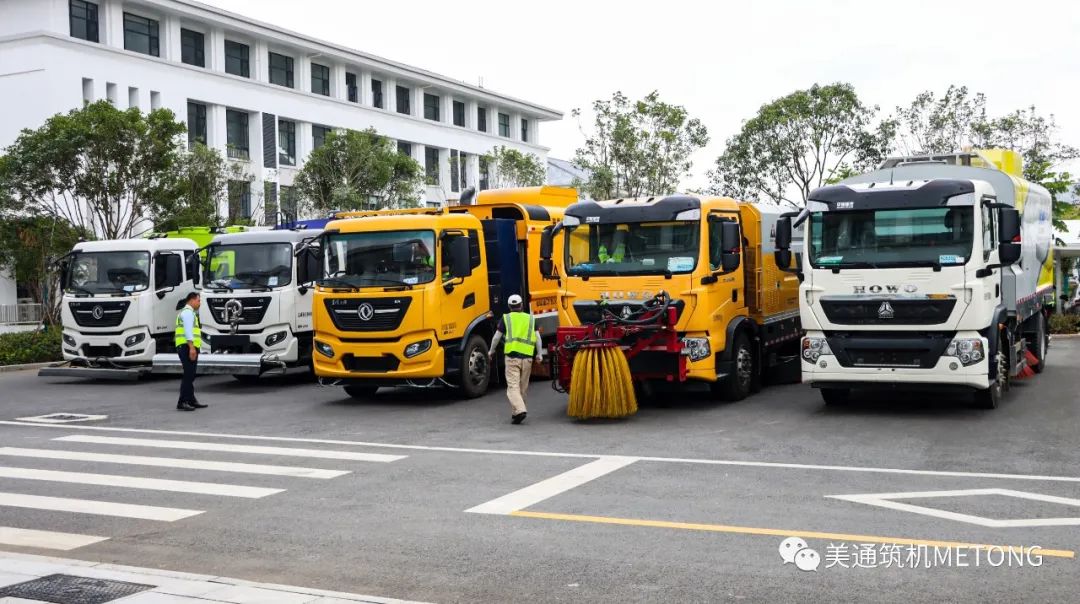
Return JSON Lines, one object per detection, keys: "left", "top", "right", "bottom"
{"left": 56, "top": 435, "right": 407, "bottom": 462}
{"left": 0, "top": 526, "right": 108, "bottom": 551}
{"left": 0, "top": 466, "right": 283, "bottom": 498}
{"left": 0, "top": 493, "right": 203, "bottom": 521}
{"left": 0, "top": 447, "right": 349, "bottom": 479}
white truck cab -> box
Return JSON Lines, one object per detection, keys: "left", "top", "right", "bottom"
{"left": 41, "top": 237, "right": 200, "bottom": 380}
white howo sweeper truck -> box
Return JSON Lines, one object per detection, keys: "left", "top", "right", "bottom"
{"left": 152, "top": 228, "right": 322, "bottom": 379}
{"left": 40, "top": 237, "right": 200, "bottom": 380}
{"left": 774, "top": 149, "right": 1054, "bottom": 408}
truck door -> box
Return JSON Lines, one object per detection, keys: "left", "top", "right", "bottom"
{"left": 438, "top": 229, "right": 485, "bottom": 342}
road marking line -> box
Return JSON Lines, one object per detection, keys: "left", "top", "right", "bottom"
{"left": 509, "top": 511, "right": 1077, "bottom": 559}
{"left": 466, "top": 457, "right": 637, "bottom": 515}
{"left": 4, "top": 421, "right": 1079, "bottom": 484}
{"left": 0, "top": 527, "right": 108, "bottom": 551}
{"left": 0, "top": 493, "right": 202, "bottom": 521}
{"left": 0, "top": 466, "right": 282, "bottom": 499}
{"left": 0, "top": 447, "right": 349, "bottom": 479}
{"left": 54, "top": 435, "right": 406, "bottom": 463}
{"left": 829, "top": 488, "right": 1080, "bottom": 528}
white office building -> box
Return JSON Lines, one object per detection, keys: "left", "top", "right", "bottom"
{"left": 0, "top": 0, "right": 561, "bottom": 220}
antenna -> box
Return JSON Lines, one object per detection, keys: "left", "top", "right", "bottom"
{"left": 889, "top": 169, "right": 894, "bottom": 185}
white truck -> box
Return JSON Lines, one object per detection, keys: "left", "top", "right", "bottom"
{"left": 152, "top": 228, "right": 322, "bottom": 378}
{"left": 40, "top": 237, "right": 200, "bottom": 380}
{"left": 774, "top": 149, "right": 1054, "bottom": 408}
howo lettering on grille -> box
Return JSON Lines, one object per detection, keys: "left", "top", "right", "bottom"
{"left": 853, "top": 285, "right": 919, "bottom": 294}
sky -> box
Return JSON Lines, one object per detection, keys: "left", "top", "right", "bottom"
{"left": 202, "top": 0, "right": 1080, "bottom": 189}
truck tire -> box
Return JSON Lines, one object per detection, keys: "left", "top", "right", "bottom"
{"left": 974, "top": 330, "right": 1006, "bottom": 409}
{"left": 820, "top": 388, "right": 850, "bottom": 406}
{"left": 457, "top": 335, "right": 491, "bottom": 399}
{"left": 344, "top": 385, "right": 378, "bottom": 399}
{"left": 717, "top": 332, "right": 754, "bottom": 402}
{"left": 1029, "top": 313, "right": 1048, "bottom": 374}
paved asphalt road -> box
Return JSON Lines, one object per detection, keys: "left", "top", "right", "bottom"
{"left": 2, "top": 339, "right": 1080, "bottom": 603}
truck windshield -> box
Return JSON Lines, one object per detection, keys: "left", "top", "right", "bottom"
{"left": 565, "top": 221, "right": 699, "bottom": 276}
{"left": 323, "top": 230, "right": 436, "bottom": 287}
{"left": 205, "top": 243, "right": 293, "bottom": 289}
{"left": 809, "top": 207, "right": 974, "bottom": 268}
{"left": 66, "top": 251, "right": 150, "bottom": 294}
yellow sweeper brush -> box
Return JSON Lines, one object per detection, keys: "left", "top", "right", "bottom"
{"left": 565, "top": 345, "right": 638, "bottom": 419}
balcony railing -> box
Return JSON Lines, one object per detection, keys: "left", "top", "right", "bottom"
{"left": 227, "top": 146, "right": 250, "bottom": 161}
{"left": 0, "top": 303, "right": 43, "bottom": 325}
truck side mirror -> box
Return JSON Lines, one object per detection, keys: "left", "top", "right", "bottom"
{"left": 775, "top": 216, "right": 792, "bottom": 250}
{"left": 774, "top": 249, "right": 792, "bottom": 269}
{"left": 185, "top": 253, "right": 200, "bottom": 284}
{"left": 539, "top": 225, "right": 556, "bottom": 279}
{"left": 447, "top": 235, "right": 471, "bottom": 279}
{"left": 999, "top": 208, "right": 1021, "bottom": 243}
{"left": 720, "top": 221, "right": 741, "bottom": 273}
{"left": 998, "top": 241, "right": 1021, "bottom": 265}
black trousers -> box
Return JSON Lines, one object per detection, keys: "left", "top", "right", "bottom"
{"left": 177, "top": 344, "right": 198, "bottom": 403}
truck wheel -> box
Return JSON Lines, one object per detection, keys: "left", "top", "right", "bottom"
{"left": 1029, "top": 313, "right": 1047, "bottom": 374}
{"left": 344, "top": 385, "right": 378, "bottom": 399}
{"left": 820, "top": 388, "right": 850, "bottom": 406}
{"left": 975, "top": 331, "right": 1006, "bottom": 409}
{"left": 717, "top": 333, "right": 754, "bottom": 402}
{"left": 457, "top": 335, "right": 491, "bottom": 399}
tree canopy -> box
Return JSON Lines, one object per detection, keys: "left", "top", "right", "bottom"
{"left": 481, "top": 146, "right": 545, "bottom": 189}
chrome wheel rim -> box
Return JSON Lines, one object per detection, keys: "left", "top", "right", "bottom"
{"left": 467, "top": 349, "right": 488, "bottom": 386}
{"left": 736, "top": 347, "right": 753, "bottom": 388}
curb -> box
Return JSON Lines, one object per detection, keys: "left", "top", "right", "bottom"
{"left": 1050, "top": 333, "right": 1080, "bottom": 339}
{"left": 0, "top": 361, "right": 61, "bottom": 374}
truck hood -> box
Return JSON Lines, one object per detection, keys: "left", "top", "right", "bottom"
{"left": 563, "top": 275, "right": 695, "bottom": 328}
{"left": 802, "top": 266, "right": 971, "bottom": 332}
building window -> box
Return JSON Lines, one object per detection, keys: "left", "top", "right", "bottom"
{"left": 180, "top": 28, "right": 204, "bottom": 67}
{"left": 280, "top": 186, "right": 297, "bottom": 222}
{"left": 453, "top": 101, "right": 466, "bottom": 127}
{"left": 450, "top": 150, "right": 467, "bottom": 193}
{"left": 346, "top": 72, "right": 358, "bottom": 103}
{"left": 479, "top": 156, "right": 490, "bottom": 191}
{"left": 228, "top": 180, "right": 252, "bottom": 221}
{"left": 187, "top": 101, "right": 207, "bottom": 148}
{"left": 268, "top": 52, "right": 294, "bottom": 88}
{"left": 311, "top": 63, "right": 330, "bottom": 96}
{"left": 278, "top": 120, "right": 296, "bottom": 166}
{"left": 226, "top": 109, "right": 249, "bottom": 160}
{"left": 371, "top": 79, "right": 384, "bottom": 108}
{"left": 498, "top": 113, "right": 510, "bottom": 138}
{"left": 313, "top": 125, "right": 331, "bottom": 150}
{"left": 477, "top": 107, "right": 488, "bottom": 133}
{"left": 69, "top": 0, "right": 99, "bottom": 43}
{"left": 521, "top": 119, "right": 530, "bottom": 143}
{"left": 396, "top": 86, "right": 411, "bottom": 115}
{"left": 123, "top": 13, "right": 159, "bottom": 57}
{"left": 397, "top": 141, "right": 412, "bottom": 157}
{"left": 424, "top": 94, "right": 440, "bottom": 121}
{"left": 424, "top": 147, "right": 440, "bottom": 186}
{"left": 225, "top": 40, "right": 249, "bottom": 77}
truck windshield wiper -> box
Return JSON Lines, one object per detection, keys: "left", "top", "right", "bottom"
{"left": 359, "top": 277, "right": 414, "bottom": 290}
{"left": 207, "top": 279, "right": 234, "bottom": 292}
{"left": 317, "top": 277, "right": 360, "bottom": 291}
{"left": 67, "top": 286, "right": 96, "bottom": 297}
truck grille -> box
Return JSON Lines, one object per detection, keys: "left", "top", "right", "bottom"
{"left": 342, "top": 354, "right": 401, "bottom": 372}
{"left": 69, "top": 301, "right": 130, "bottom": 328}
{"left": 207, "top": 297, "right": 271, "bottom": 325}
{"left": 825, "top": 332, "right": 953, "bottom": 369}
{"left": 81, "top": 344, "right": 122, "bottom": 358}
{"left": 325, "top": 298, "right": 411, "bottom": 332}
{"left": 820, "top": 298, "right": 956, "bottom": 325}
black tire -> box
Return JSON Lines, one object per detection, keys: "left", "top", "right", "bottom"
{"left": 1029, "top": 313, "right": 1047, "bottom": 374}
{"left": 344, "top": 385, "right": 378, "bottom": 399}
{"left": 457, "top": 335, "right": 491, "bottom": 399}
{"left": 232, "top": 374, "right": 260, "bottom": 383}
{"left": 820, "top": 388, "right": 850, "bottom": 406}
{"left": 717, "top": 332, "right": 754, "bottom": 402}
{"left": 974, "top": 330, "right": 1005, "bottom": 409}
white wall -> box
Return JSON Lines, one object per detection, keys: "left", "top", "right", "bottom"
{"left": 0, "top": 269, "right": 17, "bottom": 308}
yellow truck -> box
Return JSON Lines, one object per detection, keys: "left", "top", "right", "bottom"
{"left": 305, "top": 186, "right": 575, "bottom": 399}
{"left": 541, "top": 194, "right": 803, "bottom": 401}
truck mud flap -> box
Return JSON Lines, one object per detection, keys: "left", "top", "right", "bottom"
{"left": 152, "top": 353, "right": 276, "bottom": 376}
{"left": 38, "top": 364, "right": 149, "bottom": 381}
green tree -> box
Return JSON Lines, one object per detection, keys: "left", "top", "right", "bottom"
{"left": 150, "top": 142, "right": 228, "bottom": 231}
{"left": 0, "top": 100, "right": 186, "bottom": 239}
{"left": 573, "top": 91, "right": 709, "bottom": 200}
{"left": 293, "top": 128, "right": 423, "bottom": 213}
{"left": 480, "top": 146, "right": 545, "bottom": 189}
{"left": 709, "top": 83, "right": 895, "bottom": 207}
{"left": 0, "top": 216, "right": 88, "bottom": 324}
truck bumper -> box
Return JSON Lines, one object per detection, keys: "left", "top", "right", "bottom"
{"left": 801, "top": 337, "right": 990, "bottom": 391}
{"left": 312, "top": 330, "right": 445, "bottom": 381}
{"left": 150, "top": 325, "right": 304, "bottom": 376}
{"left": 61, "top": 327, "right": 156, "bottom": 365}
{"left": 202, "top": 325, "right": 302, "bottom": 364}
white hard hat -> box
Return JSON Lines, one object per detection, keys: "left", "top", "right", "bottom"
{"left": 508, "top": 294, "right": 523, "bottom": 306}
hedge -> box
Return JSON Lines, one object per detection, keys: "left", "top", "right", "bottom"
{"left": 0, "top": 328, "right": 62, "bottom": 366}
{"left": 1049, "top": 313, "right": 1080, "bottom": 335}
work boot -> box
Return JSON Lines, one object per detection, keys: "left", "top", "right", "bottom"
{"left": 512, "top": 412, "right": 527, "bottom": 425}
{"left": 188, "top": 399, "right": 208, "bottom": 409}
{"left": 177, "top": 401, "right": 196, "bottom": 411}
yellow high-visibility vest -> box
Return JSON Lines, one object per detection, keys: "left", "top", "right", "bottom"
{"left": 174, "top": 306, "right": 202, "bottom": 348}
{"left": 502, "top": 312, "right": 536, "bottom": 357}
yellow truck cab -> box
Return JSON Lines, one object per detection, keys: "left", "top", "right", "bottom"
{"left": 308, "top": 187, "right": 574, "bottom": 399}
{"left": 541, "top": 194, "right": 803, "bottom": 400}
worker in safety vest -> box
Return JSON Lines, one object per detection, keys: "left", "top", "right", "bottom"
{"left": 598, "top": 226, "right": 628, "bottom": 263}
{"left": 175, "top": 292, "right": 206, "bottom": 411}
{"left": 489, "top": 294, "right": 542, "bottom": 424}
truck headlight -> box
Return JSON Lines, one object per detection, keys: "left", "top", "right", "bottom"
{"left": 124, "top": 333, "right": 146, "bottom": 348}
{"left": 63, "top": 334, "right": 76, "bottom": 347}
{"left": 404, "top": 339, "right": 432, "bottom": 358}
{"left": 265, "top": 331, "right": 288, "bottom": 347}
{"left": 945, "top": 338, "right": 984, "bottom": 367}
{"left": 802, "top": 337, "right": 833, "bottom": 363}
{"left": 680, "top": 337, "right": 711, "bottom": 361}
{"left": 314, "top": 340, "right": 335, "bottom": 358}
